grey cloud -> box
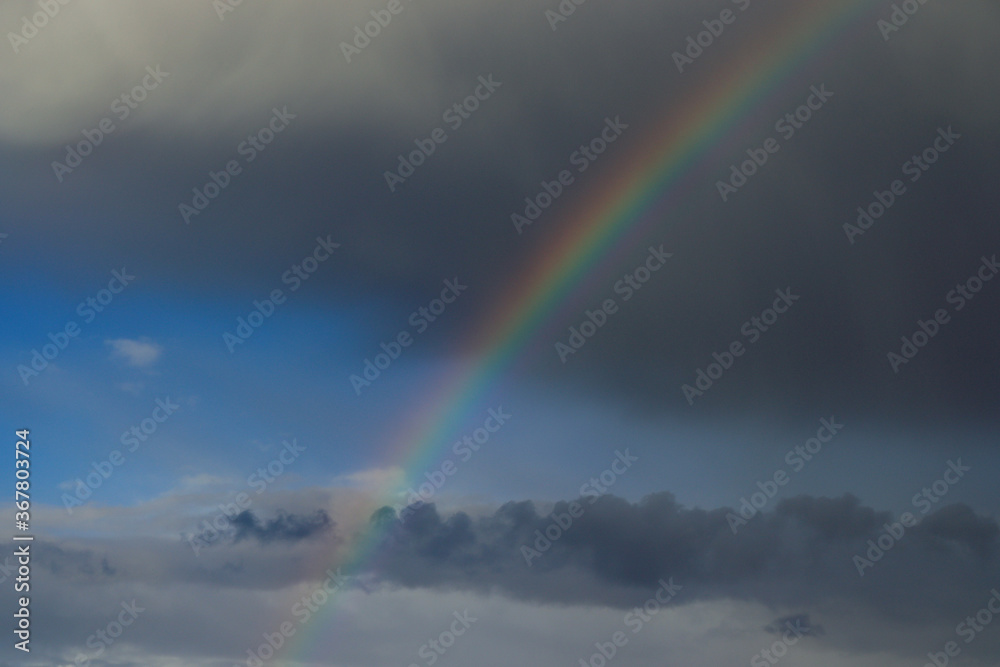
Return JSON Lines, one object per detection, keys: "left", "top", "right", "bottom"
{"left": 12, "top": 490, "right": 1000, "bottom": 664}
{"left": 765, "top": 613, "right": 824, "bottom": 637}
{"left": 369, "top": 493, "right": 1000, "bottom": 628}
{"left": 3, "top": 1, "right": 998, "bottom": 424}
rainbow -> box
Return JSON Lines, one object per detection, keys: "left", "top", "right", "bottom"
{"left": 286, "top": 0, "right": 879, "bottom": 661}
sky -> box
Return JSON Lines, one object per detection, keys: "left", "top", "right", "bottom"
{"left": 0, "top": 0, "right": 999, "bottom": 665}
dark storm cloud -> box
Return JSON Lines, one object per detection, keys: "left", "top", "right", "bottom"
{"left": 765, "top": 613, "right": 824, "bottom": 637}
{"left": 13, "top": 489, "right": 1000, "bottom": 664}
{"left": 227, "top": 508, "right": 333, "bottom": 544}
{"left": 33, "top": 491, "right": 998, "bottom": 625}
{"left": 368, "top": 493, "right": 1000, "bottom": 626}
{"left": 3, "top": 1, "right": 998, "bottom": 424}
{"left": 4, "top": 2, "right": 998, "bottom": 665}
{"left": 189, "top": 508, "right": 336, "bottom": 547}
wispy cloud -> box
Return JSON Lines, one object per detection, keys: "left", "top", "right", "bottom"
{"left": 107, "top": 337, "right": 163, "bottom": 368}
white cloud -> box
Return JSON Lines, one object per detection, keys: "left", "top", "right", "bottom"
{"left": 332, "top": 465, "right": 406, "bottom": 492}
{"left": 2, "top": 567, "right": 930, "bottom": 667}
{"left": 107, "top": 337, "right": 163, "bottom": 368}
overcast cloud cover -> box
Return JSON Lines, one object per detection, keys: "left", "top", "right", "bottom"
{"left": 1, "top": 0, "right": 998, "bottom": 665}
